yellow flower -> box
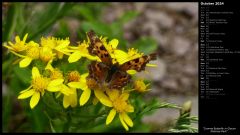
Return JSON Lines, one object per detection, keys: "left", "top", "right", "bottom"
{"left": 3, "top": 34, "right": 41, "bottom": 68}
{"left": 49, "top": 68, "right": 63, "bottom": 80}
{"left": 41, "top": 37, "right": 72, "bottom": 59}
{"left": 4, "top": 33, "right": 28, "bottom": 53}
{"left": 93, "top": 88, "right": 134, "bottom": 131}
{"left": 63, "top": 87, "right": 78, "bottom": 108}
{"left": 104, "top": 89, "right": 134, "bottom": 131}
{"left": 68, "top": 41, "right": 100, "bottom": 63}
{"left": 18, "top": 41, "right": 40, "bottom": 68}
{"left": 48, "top": 68, "right": 73, "bottom": 98}
{"left": 18, "top": 67, "right": 64, "bottom": 109}
{"left": 39, "top": 47, "right": 55, "bottom": 63}
{"left": 134, "top": 79, "right": 150, "bottom": 93}
{"left": 65, "top": 71, "right": 90, "bottom": 107}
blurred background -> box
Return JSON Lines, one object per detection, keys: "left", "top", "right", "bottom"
{"left": 2, "top": 2, "right": 198, "bottom": 132}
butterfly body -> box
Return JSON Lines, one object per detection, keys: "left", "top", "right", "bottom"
{"left": 86, "top": 30, "right": 157, "bottom": 90}
{"left": 105, "top": 64, "right": 119, "bottom": 83}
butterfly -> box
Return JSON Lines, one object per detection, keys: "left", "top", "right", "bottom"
{"left": 86, "top": 30, "right": 157, "bottom": 90}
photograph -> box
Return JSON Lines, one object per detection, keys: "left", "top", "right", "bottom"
{"left": 2, "top": 2, "right": 198, "bottom": 133}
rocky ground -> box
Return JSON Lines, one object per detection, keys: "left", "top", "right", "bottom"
{"left": 103, "top": 3, "right": 198, "bottom": 132}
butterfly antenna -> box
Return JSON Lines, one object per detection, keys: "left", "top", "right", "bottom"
{"left": 149, "top": 53, "right": 157, "bottom": 60}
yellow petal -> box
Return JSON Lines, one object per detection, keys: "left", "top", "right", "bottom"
{"left": 8, "top": 41, "right": 14, "bottom": 46}
{"left": 94, "top": 89, "right": 113, "bottom": 107}
{"left": 106, "top": 89, "right": 119, "bottom": 101}
{"left": 68, "top": 51, "right": 82, "bottom": 63}
{"left": 15, "top": 36, "right": 20, "bottom": 42}
{"left": 10, "top": 50, "right": 26, "bottom": 58}
{"left": 126, "top": 105, "right": 134, "bottom": 112}
{"left": 60, "top": 85, "right": 73, "bottom": 95}
{"left": 30, "top": 92, "right": 40, "bottom": 109}
{"left": 45, "top": 60, "right": 54, "bottom": 71}
{"left": 47, "top": 86, "right": 61, "bottom": 92}
{"left": 114, "top": 50, "right": 129, "bottom": 64}
{"left": 70, "top": 89, "right": 78, "bottom": 107}
{"left": 63, "top": 89, "right": 78, "bottom": 108}
{"left": 68, "top": 82, "right": 84, "bottom": 89}
{"left": 55, "top": 41, "right": 69, "bottom": 50}
{"left": 32, "top": 67, "right": 40, "bottom": 78}
{"left": 114, "top": 49, "right": 128, "bottom": 57}
{"left": 81, "top": 73, "right": 89, "bottom": 79}
{"left": 106, "top": 109, "right": 116, "bottom": 125}
{"left": 18, "top": 89, "right": 35, "bottom": 99}
{"left": 20, "top": 86, "right": 32, "bottom": 94}
{"left": 19, "top": 57, "right": 32, "bottom": 68}
{"left": 48, "top": 79, "right": 64, "bottom": 87}
{"left": 122, "top": 112, "right": 133, "bottom": 127}
{"left": 79, "top": 88, "right": 91, "bottom": 106}
{"left": 63, "top": 95, "right": 70, "bottom": 108}
{"left": 127, "top": 70, "right": 137, "bottom": 75}
{"left": 121, "top": 93, "right": 129, "bottom": 101}
{"left": 146, "top": 63, "right": 157, "bottom": 67}
{"left": 119, "top": 113, "right": 129, "bottom": 131}
{"left": 23, "top": 33, "right": 28, "bottom": 43}
{"left": 109, "top": 39, "right": 119, "bottom": 48}
{"left": 85, "top": 54, "right": 100, "bottom": 61}
{"left": 3, "top": 44, "right": 13, "bottom": 50}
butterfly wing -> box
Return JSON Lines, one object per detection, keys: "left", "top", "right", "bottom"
{"left": 87, "top": 30, "right": 112, "bottom": 66}
{"left": 87, "top": 61, "right": 109, "bottom": 85}
{"left": 108, "top": 70, "right": 131, "bottom": 89}
{"left": 119, "top": 53, "right": 157, "bottom": 72}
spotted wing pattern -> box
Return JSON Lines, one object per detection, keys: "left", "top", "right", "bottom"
{"left": 119, "top": 53, "right": 157, "bottom": 72}
{"left": 87, "top": 30, "right": 112, "bottom": 66}
{"left": 108, "top": 70, "right": 131, "bottom": 89}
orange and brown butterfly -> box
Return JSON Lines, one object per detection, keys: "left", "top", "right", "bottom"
{"left": 86, "top": 30, "right": 157, "bottom": 90}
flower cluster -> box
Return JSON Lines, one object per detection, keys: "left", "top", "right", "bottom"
{"left": 4, "top": 32, "right": 156, "bottom": 131}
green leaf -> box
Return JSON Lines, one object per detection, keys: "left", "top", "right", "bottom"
{"left": 169, "top": 107, "right": 198, "bottom": 133}
{"left": 110, "top": 22, "right": 124, "bottom": 38}
{"left": 24, "top": 3, "right": 75, "bottom": 40}
{"left": 2, "top": 3, "right": 18, "bottom": 41}
{"left": 2, "top": 94, "right": 12, "bottom": 132}
{"left": 26, "top": 103, "right": 48, "bottom": 132}
{"left": 75, "top": 6, "right": 95, "bottom": 21}
{"left": 54, "top": 20, "right": 70, "bottom": 38}
{"left": 131, "top": 37, "right": 158, "bottom": 54}
{"left": 2, "top": 57, "right": 14, "bottom": 80}
{"left": 13, "top": 66, "right": 31, "bottom": 84}
{"left": 133, "top": 98, "right": 180, "bottom": 121}
{"left": 118, "top": 11, "right": 139, "bottom": 24}
{"left": 15, "top": 3, "right": 27, "bottom": 35}
{"left": 81, "top": 21, "right": 112, "bottom": 36}
{"left": 51, "top": 118, "right": 65, "bottom": 132}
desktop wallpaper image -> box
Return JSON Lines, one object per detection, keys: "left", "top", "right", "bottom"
{"left": 2, "top": 2, "right": 198, "bottom": 133}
